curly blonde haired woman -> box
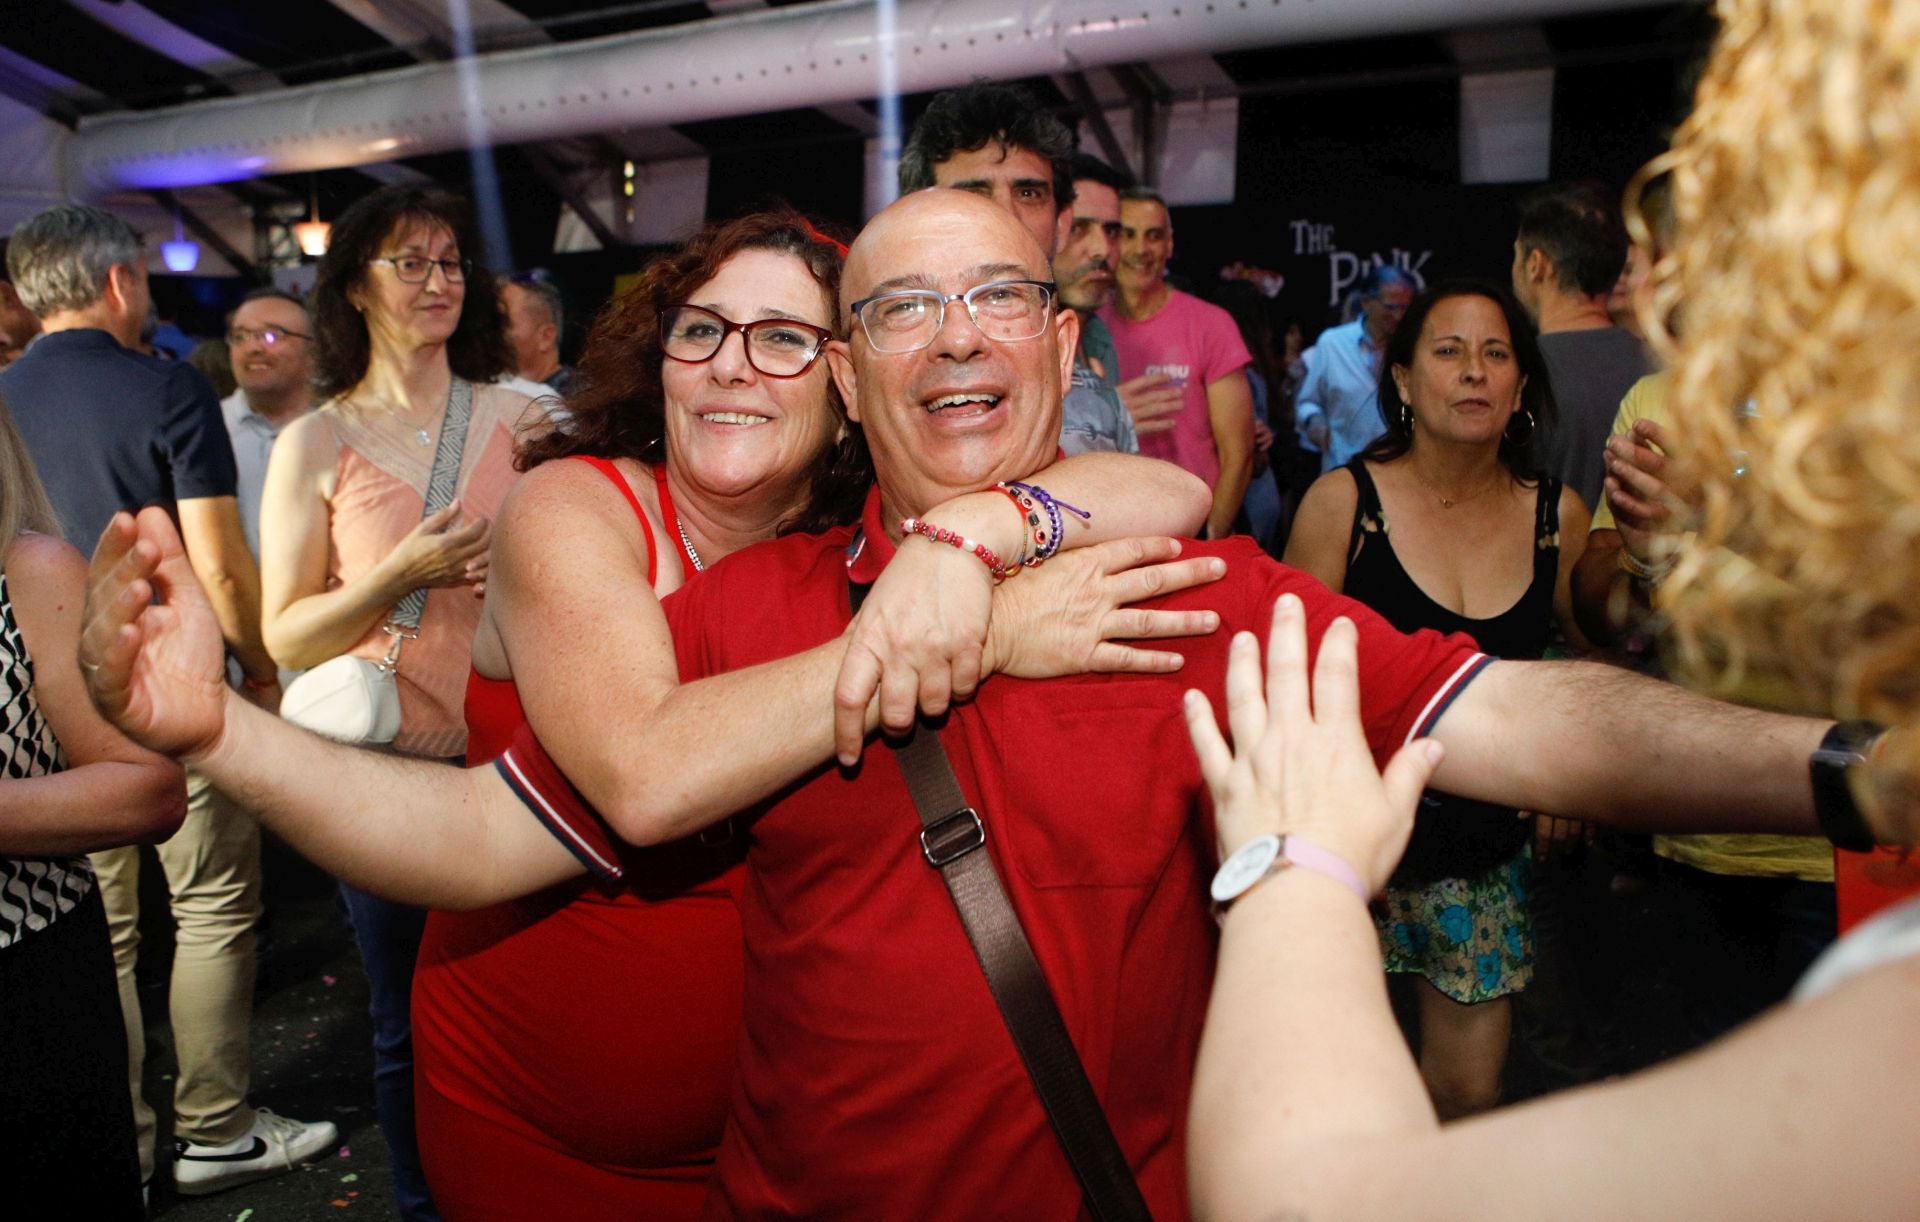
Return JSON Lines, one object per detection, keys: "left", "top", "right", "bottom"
{"left": 1186, "top": 2, "right": 1920, "bottom": 1217}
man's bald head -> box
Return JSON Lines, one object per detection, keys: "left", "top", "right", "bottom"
{"left": 827, "top": 188, "right": 1077, "bottom": 524}
{"left": 841, "top": 189, "right": 1053, "bottom": 323}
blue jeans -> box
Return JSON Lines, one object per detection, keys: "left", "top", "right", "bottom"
{"left": 340, "top": 882, "right": 440, "bottom": 1221}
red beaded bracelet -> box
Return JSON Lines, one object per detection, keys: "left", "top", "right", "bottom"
{"left": 899, "top": 517, "right": 1013, "bottom": 583}
{"left": 995, "top": 483, "right": 1045, "bottom": 566}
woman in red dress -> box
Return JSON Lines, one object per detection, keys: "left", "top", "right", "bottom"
{"left": 410, "top": 209, "right": 1218, "bottom": 1218}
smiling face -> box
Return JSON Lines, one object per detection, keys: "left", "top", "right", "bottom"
{"left": 228, "top": 295, "right": 314, "bottom": 400}
{"left": 354, "top": 220, "right": 465, "bottom": 351}
{"left": 659, "top": 247, "right": 841, "bottom": 504}
{"left": 1054, "top": 178, "right": 1121, "bottom": 313}
{"left": 1390, "top": 293, "right": 1525, "bottom": 446}
{"left": 1117, "top": 196, "right": 1172, "bottom": 296}
{"left": 932, "top": 142, "right": 1069, "bottom": 259}
{"left": 828, "top": 190, "right": 1078, "bottom": 524}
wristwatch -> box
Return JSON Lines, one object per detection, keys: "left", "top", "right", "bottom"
{"left": 1811, "top": 720, "right": 1886, "bottom": 853}
{"left": 1210, "top": 833, "right": 1368, "bottom": 922}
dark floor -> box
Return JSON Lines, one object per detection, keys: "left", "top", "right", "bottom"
{"left": 135, "top": 831, "right": 396, "bottom": 1221}
{"left": 125, "top": 834, "right": 1694, "bottom": 1221}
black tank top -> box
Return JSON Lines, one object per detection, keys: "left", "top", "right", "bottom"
{"left": 1344, "top": 459, "right": 1562, "bottom": 884}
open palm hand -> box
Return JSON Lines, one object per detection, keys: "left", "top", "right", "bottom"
{"left": 82, "top": 508, "right": 231, "bottom": 761}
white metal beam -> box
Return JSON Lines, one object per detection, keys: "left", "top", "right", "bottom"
{"left": 68, "top": 0, "right": 1653, "bottom": 194}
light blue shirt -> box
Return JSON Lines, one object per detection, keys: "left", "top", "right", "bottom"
{"left": 1294, "top": 318, "right": 1388, "bottom": 473}
{"left": 219, "top": 389, "right": 287, "bottom": 560}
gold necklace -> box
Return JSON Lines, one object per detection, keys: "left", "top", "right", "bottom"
{"left": 346, "top": 393, "right": 438, "bottom": 447}
{"left": 1414, "top": 469, "right": 1503, "bottom": 509}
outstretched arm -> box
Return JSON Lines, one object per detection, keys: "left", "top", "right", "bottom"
{"left": 85, "top": 509, "right": 580, "bottom": 909}
{"left": 1186, "top": 598, "right": 1920, "bottom": 1222}
{"left": 497, "top": 455, "right": 1223, "bottom": 846}
{"left": 1428, "top": 656, "right": 1828, "bottom": 835}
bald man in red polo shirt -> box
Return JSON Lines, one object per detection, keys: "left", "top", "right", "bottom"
{"left": 86, "top": 191, "right": 1839, "bottom": 1220}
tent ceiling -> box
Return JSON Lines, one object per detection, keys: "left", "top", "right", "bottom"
{"left": 0, "top": 0, "right": 1710, "bottom": 269}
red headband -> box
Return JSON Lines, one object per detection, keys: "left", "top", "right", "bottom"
{"left": 804, "top": 221, "right": 850, "bottom": 259}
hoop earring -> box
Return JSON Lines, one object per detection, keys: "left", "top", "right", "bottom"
{"left": 1400, "top": 402, "right": 1413, "bottom": 433}
{"left": 1505, "top": 408, "right": 1536, "bottom": 445}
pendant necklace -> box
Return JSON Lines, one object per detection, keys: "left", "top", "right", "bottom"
{"left": 1416, "top": 467, "right": 1500, "bottom": 510}
{"left": 653, "top": 464, "right": 705, "bottom": 572}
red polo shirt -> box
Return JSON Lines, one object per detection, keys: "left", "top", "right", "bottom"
{"left": 499, "top": 489, "right": 1488, "bottom": 1220}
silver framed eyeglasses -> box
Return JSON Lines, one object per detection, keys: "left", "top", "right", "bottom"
{"left": 370, "top": 255, "right": 471, "bottom": 284}
{"left": 226, "top": 325, "right": 310, "bottom": 348}
{"left": 659, "top": 305, "right": 833, "bottom": 378}
{"left": 850, "top": 279, "right": 1058, "bottom": 354}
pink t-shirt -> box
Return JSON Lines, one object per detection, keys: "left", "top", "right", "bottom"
{"left": 1099, "top": 288, "right": 1252, "bottom": 487}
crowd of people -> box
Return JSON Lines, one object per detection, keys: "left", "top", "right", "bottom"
{"left": 1, "top": 1, "right": 1917, "bottom": 1217}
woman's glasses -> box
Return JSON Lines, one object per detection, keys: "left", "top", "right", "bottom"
{"left": 659, "top": 306, "right": 832, "bottom": 378}
{"left": 370, "top": 255, "right": 471, "bottom": 284}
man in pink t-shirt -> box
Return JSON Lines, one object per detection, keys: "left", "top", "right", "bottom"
{"left": 1100, "top": 188, "right": 1255, "bottom": 538}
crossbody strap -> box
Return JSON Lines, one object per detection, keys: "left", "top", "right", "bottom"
{"left": 852, "top": 578, "right": 1153, "bottom": 1222}
{"left": 381, "top": 377, "right": 475, "bottom": 664}
{"left": 393, "top": 376, "right": 475, "bottom": 629}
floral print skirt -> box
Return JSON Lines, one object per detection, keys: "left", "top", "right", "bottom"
{"left": 1376, "top": 846, "right": 1534, "bottom": 1004}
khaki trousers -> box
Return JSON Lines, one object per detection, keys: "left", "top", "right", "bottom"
{"left": 91, "top": 770, "right": 262, "bottom": 1179}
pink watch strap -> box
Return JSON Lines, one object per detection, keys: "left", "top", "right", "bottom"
{"left": 1281, "top": 835, "right": 1370, "bottom": 902}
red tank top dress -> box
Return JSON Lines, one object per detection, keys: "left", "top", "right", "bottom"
{"left": 411, "top": 456, "right": 746, "bottom": 1221}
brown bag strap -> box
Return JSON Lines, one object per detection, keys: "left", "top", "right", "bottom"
{"left": 852, "top": 577, "right": 1153, "bottom": 1222}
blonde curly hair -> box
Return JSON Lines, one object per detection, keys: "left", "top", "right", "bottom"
{"left": 1652, "top": 0, "right": 1920, "bottom": 803}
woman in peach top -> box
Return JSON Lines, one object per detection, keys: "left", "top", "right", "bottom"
{"left": 258, "top": 184, "right": 532, "bottom": 1220}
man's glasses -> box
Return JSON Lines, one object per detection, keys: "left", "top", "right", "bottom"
{"left": 849, "top": 279, "right": 1057, "bottom": 354}
{"left": 371, "top": 255, "right": 471, "bottom": 284}
{"left": 659, "top": 306, "right": 832, "bottom": 378}
{"left": 226, "top": 325, "right": 310, "bottom": 348}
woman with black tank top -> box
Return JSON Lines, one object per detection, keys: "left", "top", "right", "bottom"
{"left": 1285, "top": 281, "right": 1590, "bottom": 1119}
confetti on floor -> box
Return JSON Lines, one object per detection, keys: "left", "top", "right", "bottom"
{"left": 340, "top": 1173, "right": 359, "bottom": 1183}
{"left": 338, "top": 1145, "right": 351, "bottom": 1158}
{"left": 236, "top": 1211, "right": 254, "bottom": 1222}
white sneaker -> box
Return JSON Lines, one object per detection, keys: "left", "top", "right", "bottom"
{"left": 173, "top": 1108, "right": 340, "bottom": 1196}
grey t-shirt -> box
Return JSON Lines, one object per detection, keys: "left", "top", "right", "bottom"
{"left": 1060, "top": 313, "right": 1138, "bottom": 455}
{"left": 1537, "top": 328, "right": 1653, "bottom": 512}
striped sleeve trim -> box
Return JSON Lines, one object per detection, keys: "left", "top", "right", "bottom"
{"left": 495, "top": 729, "right": 625, "bottom": 885}
{"left": 1405, "top": 653, "right": 1495, "bottom": 745}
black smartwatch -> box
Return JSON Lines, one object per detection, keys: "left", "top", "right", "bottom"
{"left": 1810, "top": 719, "right": 1885, "bottom": 852}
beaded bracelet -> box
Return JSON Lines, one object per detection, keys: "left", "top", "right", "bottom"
{"left": 998, "top": 480, "right": 1090, "bottom": 567}
{"left": 993, "top": 484, "right": 1039, "bottom": 566}
{"left": 900, "top": 517, "right": 1013, "bottom": 583}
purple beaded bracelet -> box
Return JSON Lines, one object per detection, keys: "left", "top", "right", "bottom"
{"left": 999, "top": 480, "right": 1090, "bottom": 566}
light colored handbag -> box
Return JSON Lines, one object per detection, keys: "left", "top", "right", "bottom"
{"left": 279, "top": 378, "right": 474, "bottom": 745}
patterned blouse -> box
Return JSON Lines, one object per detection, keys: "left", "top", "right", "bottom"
{"left": 0, "top": 568, "right": 88, "bottom": 949}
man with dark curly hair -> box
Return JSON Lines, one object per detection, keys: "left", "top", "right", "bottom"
{"left": 900, "top": 81, "right": 1138, "bottom": 456}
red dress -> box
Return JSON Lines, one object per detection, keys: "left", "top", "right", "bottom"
{"left": 411, "top": 456, "right": 746, "bottom": 1221}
